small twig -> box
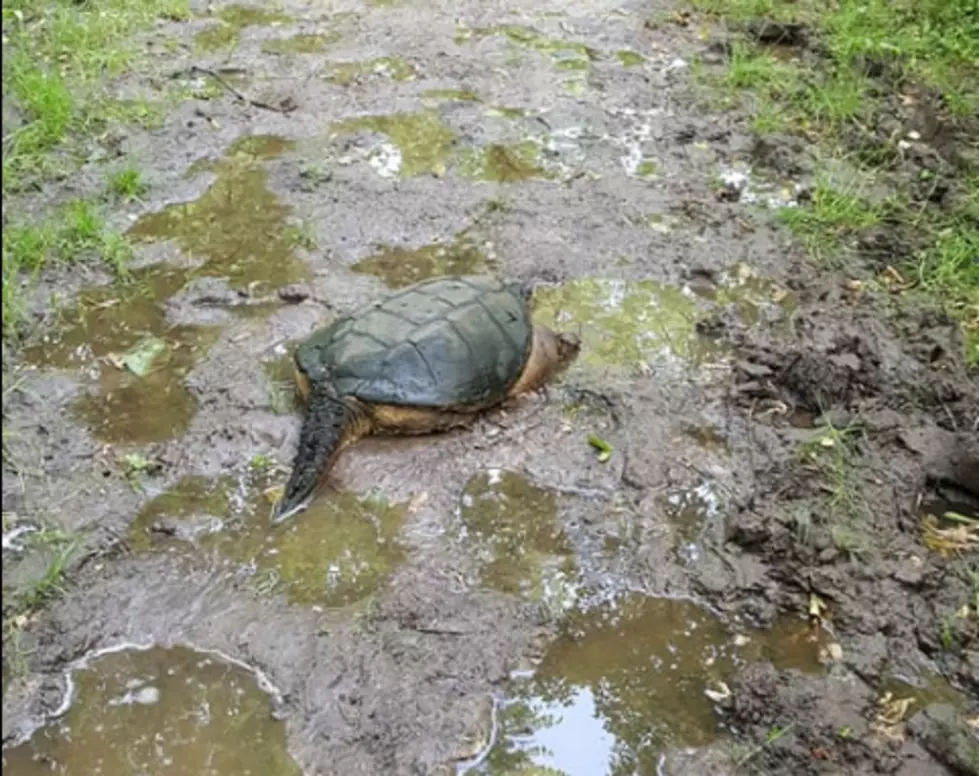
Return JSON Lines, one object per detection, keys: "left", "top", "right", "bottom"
{"left": 182, "top": 66, "right": 298, "bottom": 114}
{"left": 412, "top": 625, "right": 471, "bottom": 636}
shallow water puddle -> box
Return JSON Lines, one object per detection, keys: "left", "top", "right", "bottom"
{"left": 263, "top": 348, "right": 302, "bottom": 414}
{"left": 131, "top": 475, "right": 408, "bottom": 608}
{"left": 458, "top": 469, "right": 578, "bottom": 609}
{"left": 194, "top": 4, "right": 292, "bottom": 52}
{"left": 456, "top": 142, "right": 550, "bottom": 182}
{"left": 688, "top": 262, "right": 797, "bottom": 329}
{"left": 477, "top": 594, "right": 740, "bottom": 774}
{"left": 475, "top": 594, "right": 830, "bottom": 774}
{"left": 532, "top": 278, "right": 722, "bottom": 370}
{"left": 351, "top": 232, "right": 493, "bottom": 288}
{"left": 262, "top": 32, "right": 341, "bottom": 55}
{"left": 455, "top": 24, "right": 600, "bottom": 71}
{"left": 1, "top": 644, "right": 302, "bottom": 776}
{"left": 662, "top": 480, "right": 723, "bottom": 564}
{"left": 323, "top": 56, "right": 416, "bottom": 86}
{"left": 128, "top": 134, "right": 310, "bottom": 292}
{"left": 21, "top": 265, "right": 222, "bottom": 443}
{"left": 329, "top": 111, "right": 456, "bottom": 178}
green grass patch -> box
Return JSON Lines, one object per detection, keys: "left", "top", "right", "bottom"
{"left": 106, "top": 164, "right": 150, "bottom": 202}
{"left": 692, "top": 0, "right": 979, "bottom": 116}
{"left": 778, "top": 179, "right": 885, "bottom": 264}
{"left": 2, "top": 0, "right": 186, "bottom": 342}
{"left": 2, "top": 200, "right": 134, "bottom": 340}
{"left": 692, "top": 0, "right": 979, "bottom": 365}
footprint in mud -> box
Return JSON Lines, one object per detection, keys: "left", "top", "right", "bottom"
{"left": 130, "top": 473, "right": 409, "bottom": 609}
{"left": 1, "top": 644, "right": 301, "bottom": 775}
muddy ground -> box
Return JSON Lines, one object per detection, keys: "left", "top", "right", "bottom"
{"left": 2, "top": 0, "right": 978, "bottom": 774}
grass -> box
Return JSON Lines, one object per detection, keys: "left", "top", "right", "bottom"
{"left": 690, "top": 0, "right": 979, "bottom": 365}
{"left": 1, "top": 0, "right": 189, "bottom": 342}
{"left": 778, "top": 178, "right": 886, "bottom": 265}
{"left": 2, "top": 199, "right": 134, "bottom": 340}
{"left": 797, "top": 419, "right": 870, "bottom": 557}
{"left": 106, "top": 164, "right": 150, "bottom": 202}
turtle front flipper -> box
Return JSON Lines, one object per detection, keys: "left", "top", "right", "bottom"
{"left": 272, "top": 389, "right": 364, "bottom": 523}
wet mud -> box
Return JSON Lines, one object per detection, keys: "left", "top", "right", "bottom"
{"left": 3, "top": 0, "right": 978, "bottom": 774}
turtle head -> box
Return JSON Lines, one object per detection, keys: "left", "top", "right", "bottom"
{"left": 553, "top": 329, "right": 582, "bottom": 366}
{"left": 509, "top": 325, "right": 581, "bottom": 396}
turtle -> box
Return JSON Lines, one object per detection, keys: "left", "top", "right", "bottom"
{"left": 271, "top": 275, "right": 581, "bottom": 522}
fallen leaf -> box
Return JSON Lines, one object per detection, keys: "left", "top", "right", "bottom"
{"left": 115, "top": 336, "right": 168, "bottom": 376}
{"left": 586, "top": 433, "right": 613, "bottom": 463}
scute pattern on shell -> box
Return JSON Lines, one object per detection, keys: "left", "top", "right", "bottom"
{"left": 295, "top": 276, "right": 532, "bottom": 407}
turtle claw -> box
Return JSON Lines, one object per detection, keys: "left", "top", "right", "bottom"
{"left": 270, "top": 493, "right": 312, "bottom": 525}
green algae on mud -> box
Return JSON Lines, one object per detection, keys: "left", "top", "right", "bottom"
{"left": 329, "top": 111, "right": 455, "bottom": 178}
{"left": 20, "top": 264, "right": 222, "bottom": 444}
{"left": 130, "top": 474, "right": 408, "bottom": 608}
{"left": 2, "top": 645, "right": 302, "bottom": 776}
{"left": 616, "top": 49, "right": 645, "bottom": 67}
{"left": 480, "top": 594, "right": 741, "bottom": 773}
{"left": 323, "top": 57, "right": 416, "bottom": 86}
{"left": 420, "top": 88, "right": 481, "bottom": 103}
{"left": 128, "top": 135, "right": 310, "bottom": 292}
{"left": 456, "top": 142, "right": 549, "bottom": 182}
{"left": 261, "top": 33, "right": 340, "bottom": 55}
{"left": 458, "top": 469, "right": 577, "bottom": 607}
{"left": 532, "top": 278, "right": 718, "bottom": 370}
{"left": 352, "top": 233, "right": 492, "bottom": 288}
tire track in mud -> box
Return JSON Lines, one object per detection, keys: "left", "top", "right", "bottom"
{"left": 3, "top": 1, "right": 978, "bottom": 775}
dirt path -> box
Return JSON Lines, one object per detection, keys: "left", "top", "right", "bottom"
{"left": 2, "top": 1, "right": 977, "bottom": 774}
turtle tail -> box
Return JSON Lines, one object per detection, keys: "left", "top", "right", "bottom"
{"left": 272, "top": 388, "right": 355, "bottom": 524}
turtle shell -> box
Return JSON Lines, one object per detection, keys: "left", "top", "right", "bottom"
{"left": 295, "top": 275, "right": 533, "bottom": 408}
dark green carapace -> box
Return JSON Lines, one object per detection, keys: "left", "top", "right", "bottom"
{"left": 274, "top": 275, "right": 580, "bottom": 522}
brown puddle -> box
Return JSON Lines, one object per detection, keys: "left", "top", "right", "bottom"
{"left": 457, "top": 469, "right": 578, "bottom": 609}
{"left": 351, "top": 232, "right": 493, "bottom": 288}
{"left": 1, "top": 644, "right": 302, "bottom": 775}
{"left": 532, "top": 278, "right": 724, "bottom": 371}
{"left": 19, "top": 133, "right": 309, "bottom": 444}
{"left": 21, "top": 265, "right": 222, "bottom": 444}
{"left": 128, "top": 134, "right": 310, "bottom": 293}
{"left": 130, "top": 473, "right": 408, "bottom": 608}
{"left": 477, "top": 594, "right": 828, "bottom": 774}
